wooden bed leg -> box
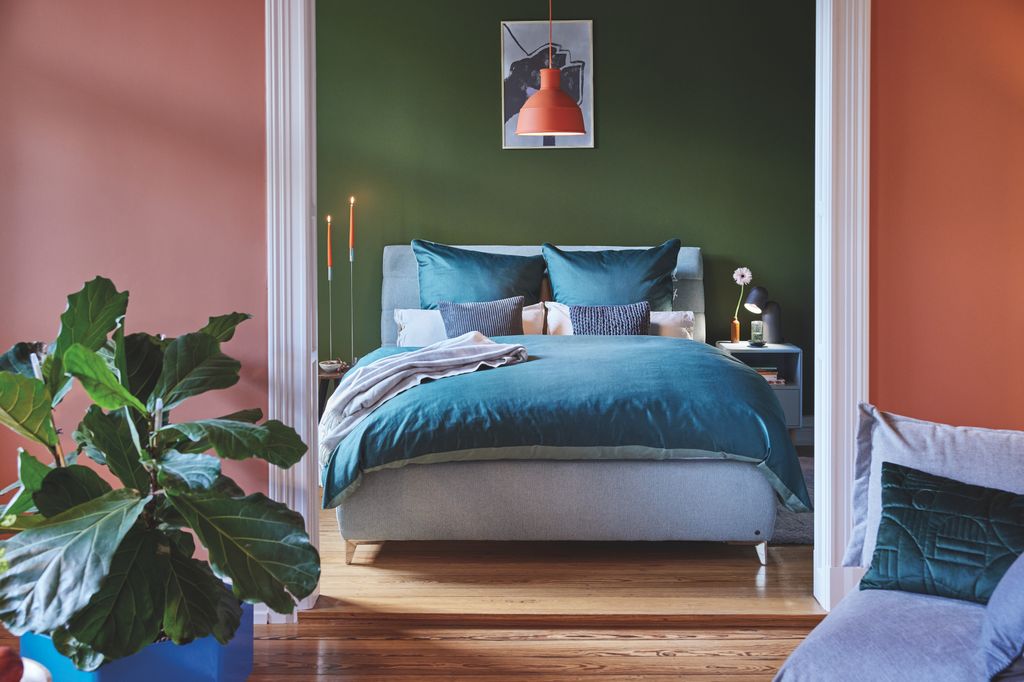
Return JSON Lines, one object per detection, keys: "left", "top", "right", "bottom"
{"left": 755, "top": 541, "right": 768, "bottom": 566}
{"left": 344, "top": 540, "right": 358, "bottom": 565}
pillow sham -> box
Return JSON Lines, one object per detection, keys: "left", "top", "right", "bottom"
{"left": 544, "top": 302, "right": 693, "bottom": 338}
{"left": 860, "top": 462, "right": 1024, "bottom": 604}
{"left": 844, "top": 404, "right": 1024, "bottom": 568}
{"left": 981, "top": 552, "right": 1024, "bottom": 679}
{"left": 412, "top": 240, "right": 546, "bottom": 309}
{"left": 569, "top": 302, "right": 650, "bottom": 336}
{"left": 395, "top": 304, "right": 544, "bottom": 346}
{"left": 439, "top": 296, "right": 525, "bottom": 338}
{"left": 541, "top": 240, "right": 681, "bottom": 310}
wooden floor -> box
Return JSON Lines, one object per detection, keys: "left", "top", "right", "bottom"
{"left": 245, "top": 509, "right": 824, "bottom": 679}
{"left": 3, "top": 510, "right": 821, "bottom": 680}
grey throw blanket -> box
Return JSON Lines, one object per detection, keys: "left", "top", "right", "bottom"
{"left": 318, "top": 332, "right": 528, "bottom": 466}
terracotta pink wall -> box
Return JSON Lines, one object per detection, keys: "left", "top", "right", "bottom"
{"left": 0, "top": 0, "right": 269, "bottom": 491}
{"left": 870, "top": 0, "right": 1024, "bottom": 430}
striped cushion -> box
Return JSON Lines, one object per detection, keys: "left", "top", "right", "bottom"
{"left": 438, "top": 296, "right": 525, "bottom": 338}
{"left": 569, "top": 301, "right": 651, "bottom": 335}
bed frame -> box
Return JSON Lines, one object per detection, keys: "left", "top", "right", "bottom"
{"left": 336, "top": 245, "right": 775, "bottom": 564}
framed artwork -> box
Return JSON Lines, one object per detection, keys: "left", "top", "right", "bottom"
{"left": 501, "top": 20, "right": 594, "bottom": 149}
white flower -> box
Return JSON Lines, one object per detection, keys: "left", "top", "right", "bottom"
{"left": 733, "top": 267, "right": 753, "bottom": 286}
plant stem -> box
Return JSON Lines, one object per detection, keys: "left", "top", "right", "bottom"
{"left": 733, "top": 284, "right": 745, "bottom": 319}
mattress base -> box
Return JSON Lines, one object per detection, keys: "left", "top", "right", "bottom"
{"left": 337, "top": 459, "right": 777, "bottom": 542}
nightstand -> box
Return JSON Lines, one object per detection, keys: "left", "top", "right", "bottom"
{"left": 715, "top": 341, "right": 803, "bottom": 429}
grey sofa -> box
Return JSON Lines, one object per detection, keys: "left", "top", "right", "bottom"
{"left": 777, "top": 405, "right": 1024, "bottom": 681}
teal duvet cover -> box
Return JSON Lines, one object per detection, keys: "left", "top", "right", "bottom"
{"left": 321, "top": 335, "right": 811, "bottom": 511}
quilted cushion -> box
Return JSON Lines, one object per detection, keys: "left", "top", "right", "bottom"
{"left": 569, "top": 302, "right": 651, "bottom": 335}
{"left": 860, "top": 462, "right": 1024, "bottom": 604}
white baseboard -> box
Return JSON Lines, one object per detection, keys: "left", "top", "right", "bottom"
{"left": 793, "top": 415, "right": 815, "bottom": 447}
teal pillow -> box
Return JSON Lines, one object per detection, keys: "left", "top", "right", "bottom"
{"left": 412, "top": 240, "right": 546, "bottom": 309}
{"left": 542, "top": 240, "right": 681, "bottom": 311}
{"left": 861, "top": 462, "right": 1024, "bottom": 604}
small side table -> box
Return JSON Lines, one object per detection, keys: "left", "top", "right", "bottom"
{"left": 715, "top": 341, "right": 803, "bottom": 429}
{"left": 318, "top": 366, "right": 350, "bottom": 417}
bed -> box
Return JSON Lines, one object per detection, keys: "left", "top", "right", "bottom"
{"left": 324, "top": 244, "right": 810, "bottom": 564}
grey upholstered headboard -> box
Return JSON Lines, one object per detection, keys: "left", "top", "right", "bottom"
{"left": 381, "top": 245, "right": 706, "bottom": 346}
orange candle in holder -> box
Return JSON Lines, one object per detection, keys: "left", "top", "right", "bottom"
{"left": 348, "top": 196, "right": 355, "bottom": 262}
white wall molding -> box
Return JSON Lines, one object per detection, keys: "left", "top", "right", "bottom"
{"left": 264, "top": 0, "right": 319, "bottom": 624}
{"left": 813, "top": 0, "right": 871, "bottom": 610}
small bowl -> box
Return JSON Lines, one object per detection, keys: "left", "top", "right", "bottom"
{"left": 319, "top": 360, "right": 345, "bottom": 373}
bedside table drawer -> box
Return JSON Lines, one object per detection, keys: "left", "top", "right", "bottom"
{"left": 773, "top": 388, "right": 802, "bottom": 428}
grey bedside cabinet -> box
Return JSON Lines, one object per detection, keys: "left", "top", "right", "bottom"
{"left": 715, "top": 341, "right": 803, "bottom": 429}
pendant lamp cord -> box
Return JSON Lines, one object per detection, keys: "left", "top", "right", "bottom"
{"left": 548, "top": 0, "right": 553, "bottom": 68}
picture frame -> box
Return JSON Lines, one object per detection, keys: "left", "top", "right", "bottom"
{"left": 500, "top": 19, "right": 594, "bottom": 149}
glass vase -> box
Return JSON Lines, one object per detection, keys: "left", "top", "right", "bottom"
{"left": 730, "top": 317, "right": 741, "bottom": 343}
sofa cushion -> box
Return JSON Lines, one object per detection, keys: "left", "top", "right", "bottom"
{"left": 860, "top": 462, "right": 1024, "bottom": 604}
{"left": 982, "top": 552, "right": 1024, "bottom": 679}
{"left": 844, "top": 404, "right": 1024, "bottom": 567}
{"left": 774, "top": 588, "right": 986, "bottom": 682}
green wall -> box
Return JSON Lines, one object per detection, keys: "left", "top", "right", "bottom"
{"left": 317, "top": 0, "right": 815, "bottom": 409}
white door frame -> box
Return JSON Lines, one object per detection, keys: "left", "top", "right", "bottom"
{"left": 263, "top": 0, "right": 871, "bottom": 616}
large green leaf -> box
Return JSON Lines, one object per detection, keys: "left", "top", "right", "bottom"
{"left": 163, "top": 532, "right": 242, "bottom": 645}
{"left": 1, "top": 449, "right": 51, "bottom": 517}
{"left": 51, "top": 629, "right": 104, "bottom": 672}
{"left": 74, "top": 406, "right": 150, "bottom": 492}
{"left": 63, "top": 345, "right": 147, "bottom": 414}
{"left": 122, "top": 333, "right": 164, "bottom": 402}
{"left": 149, "top": 333, "right": 240, "bottom": 411}
{"left": 159, "top": 419, "right": 306, "bottom": 468}
{"left": 0, "top": 489, "right": 149, "bottom": 635}
{"left": 168, "top": 491, "right": 319, "bottom": 614}
{"left": 198, "top": 313, "right": 252, "bottom": 343}
{"left": 156, "top": 451, "right": 220, "bottom": 492}
{"left": 62, "top": 527, "right": 170, "bottom": 668}
{"left": 0, "top": 343, "right": 44, "bottom": 379}
{"left": 0, "top": 373, "right": 58, "bottom": 447}
{"left": 33, "top": 465, "right": 112, "bottom": 517}
{"left": 217, "top": 408, "right": 263, "bottom": 423}
{"left": 48, "top": 277, "right": 130, "bottom": 402}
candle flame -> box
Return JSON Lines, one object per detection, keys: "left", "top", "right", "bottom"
{"left": 326, "top": 214, "right": 332, "bottom": 222}
{"left": 349, "top": 196, "right": 356, "bottom": 205}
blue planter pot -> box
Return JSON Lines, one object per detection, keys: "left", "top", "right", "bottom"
{"left": 20, "top": 603, "right": 253, "bottom": 682}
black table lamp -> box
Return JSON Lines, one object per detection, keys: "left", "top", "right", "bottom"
{"left": 744, "top": 286, "right": 783, "bottom": 343}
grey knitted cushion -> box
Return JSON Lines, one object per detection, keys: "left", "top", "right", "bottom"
{"left": 569, "top": 301, "right": 651, "bottom": 335}
{"left": 438, "top": 296, "right": 525, "bottom": 338}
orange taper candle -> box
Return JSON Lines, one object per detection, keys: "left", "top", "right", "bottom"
{"left": 348, "top": 196, "right": 355, "bottom": 262}
{"left": 326, "top": 214, "right": 333, "bottom": 269}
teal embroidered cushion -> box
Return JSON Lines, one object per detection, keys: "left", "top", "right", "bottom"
{"left": 412, "top": 240, "right": 546, "bottom": 309}
{"left": 542, "top": 240, "right": 680, "bottom": 310}
{"left": 861, "top": 462, "right": 1024, "bottom": 604}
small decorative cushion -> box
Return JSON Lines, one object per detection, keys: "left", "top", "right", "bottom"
{"left": 412, "top": 240, "right": 546, "bottom": 309}
{"left": 541, "top": 240, "right": 681, "bottom": 311}
{"left": 844, "top": 404, "right": 1024, "bottom": 568}
{"left": 569, "top": 302, "right": 651, "bottom": 336}
{"left": 438, "top": 296, "right": 525, "bottom": 338}
{"left": 981, "top": 552, "right": 1024, "bottom": 679}
{"left": 395, "top": 304, "right": 545, "bottom": 346}
{"left": 543, "top": 302, "right": 694, "bottom": 338}
{"left": 860, "top": 462, "right": 1024, "bottom": 604}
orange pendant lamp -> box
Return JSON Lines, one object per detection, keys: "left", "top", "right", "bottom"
{"left": 515, "top": 0, "right": 586, "bottom": 136}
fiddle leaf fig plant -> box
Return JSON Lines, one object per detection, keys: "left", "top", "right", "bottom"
{"left": 0, "top": 277, "right": 320, "bottom": 671}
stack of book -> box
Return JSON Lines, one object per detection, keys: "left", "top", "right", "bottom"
{"left": 754, "top": 367, "right": 787, "bottom": 386}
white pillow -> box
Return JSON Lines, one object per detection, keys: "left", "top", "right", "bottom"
{"left": 395, "top": 303, "right": 545, "bottom": 346}
{"left": 543, "top": 302, "right": 694, "bottom": 339}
